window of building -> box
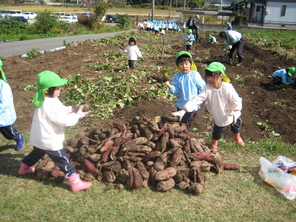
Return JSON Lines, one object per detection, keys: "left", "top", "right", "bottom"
{"left": 281, "top": 5, "right": 287, "bottom": 16}
{"left": 256, "top": 6, "right": 261, "bottom": 12}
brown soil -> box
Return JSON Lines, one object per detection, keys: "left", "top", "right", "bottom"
{"left": 3, "top": 30, "right": 296, "bottom": 145}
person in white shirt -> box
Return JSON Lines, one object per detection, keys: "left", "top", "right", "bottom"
{"left": 18, "top": 71, "right": 92, "bottom": 192}
{"left": 124, "top": 36, "right": 143, "bottom": 71}
{"left": 183, "top": 62, "right": 245, "bottom": 152}
{"left": 219, "top": 30, "right": 244, "bottom": 66}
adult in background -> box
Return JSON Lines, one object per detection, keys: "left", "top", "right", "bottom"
{"left": 186, "top": 16, "right": 194, "bottom": 30}
{"left": 219, "top": 30, "right": 244, "bottom": 66}
{"left": 225, "top": 21, "right": 232, "bottom": 30}
{"left": 192, "top": 15, "right": 200, "bottom": 43}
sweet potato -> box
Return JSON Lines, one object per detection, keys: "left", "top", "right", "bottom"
{"left": 103, "top": 170, "right": 116, "bottom": 183}
{"left": 189, "top": 183, "right": 204, "bottom": 196}
{"left": 123, "top": 145, "right": 152, "bottom": 153}
{"left": 153, "top": 160, "right": 165, "bottom": 171}
{"left": 160, "top": 132, "right": 169, "bottom": 152}
{"left": 155, "top": 167, "right": 177, "bottom": 181}
{"left": 113, "top": 133, "right": 133, "bottom": 147}
{"left": 149, "top": 167, "right": 158, "bottom": 186}
{"left": 132, "top": 167, "right": 143, "bottom": 189}
{"left": 147, "top": 120, "right": 161, "bottom": 132}
{"left": 83, "top": 159, "right": 99, "bottom": 175}
{"left": 99, "top": 139, "right": 114, "bottom": 153}
{"left": 156, "top": 178, "right": 175, "bottom": 192}
{"left": 102, "top": 161, "right": 122, "bottom": 174}
{"left": 113, "top": 122, "right": 132, "bottom": 131}
{"left": 139, "top": 124, "right": 154, "bottom": 141}
{"left": 136, "top": 161, "right": 149, "bottom": 180}
{"left": 170, "top": 148, "right": 183, "bottom": 166}
{"left": 223, "top": 163, "right": 240, "bottom": 171}
{"left": 116, "top": 169, "right": 129, "bottom": 184}
{"left": 142, "top": 151, "right": 162, "bottom": 162}
{"left": 123, "top": 137, "right": 148, "bottom": 147}
{"left": 190, "top": 138, "right": 204, "bottom": 153}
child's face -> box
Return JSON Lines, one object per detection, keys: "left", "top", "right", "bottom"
{"left": 129, "top": 41, "right": 135, "bottom": 45}
{"left": 205, "top": 72, "right": 222, "bottom": 89}
{"left": 53, "top": 87, "right": 61, "bottom": 97}
{"left": 177, "top": 60, "right": 192, "bottom": 74}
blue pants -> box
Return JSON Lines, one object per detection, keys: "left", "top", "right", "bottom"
{"left": 22, "top": 146, "right": 76, "bottom": 178}
{"left": 212, "top": 118, "right": 242, "bottom": 140}
{"left": 0, "top": 125, "right": 22, "bottom": 141}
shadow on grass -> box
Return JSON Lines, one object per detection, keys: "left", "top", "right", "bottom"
{"left": 0, "top": 145, "right": 70, "bottom": 191}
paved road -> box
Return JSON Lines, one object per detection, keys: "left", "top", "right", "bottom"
{"left": 0, "top": 29, "right": 137, "bottom": 58}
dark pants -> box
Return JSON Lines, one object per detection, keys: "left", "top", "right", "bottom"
{"left": 229, "top": 37, "right": 244, "bottom": 63}
{"left": 193, "top": 28, "right": 199, "bottom": 42}
{"left": 271, "top": 77, "right": 283, "bottom": 85}
{"left": 0, "top": 125, "right": 22, "bottom": 141}
{"left": 186, "top": 45, "right": 192, "bottom": 51}
{"left": 177, "top": 107, "right": 194, "bottom": 129}
{"left": 22, "top": 146, "right": 76, "bottom": 178}
{"left": 128, "top": 60, "right": 136, "bottom": 69}
{"left": 212, "top": 118, "right": 242, "bottom": 140}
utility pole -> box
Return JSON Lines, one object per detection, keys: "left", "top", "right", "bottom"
{"left": 169, "top": 0, "right": 172, "bottom": 18}
{"left": 152, "top": 0, "right": 155, "bottom": 20}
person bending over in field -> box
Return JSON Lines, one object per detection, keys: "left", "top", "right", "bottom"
{"left": 271, "top": 67, "right": 296, "bottom": 85}
{"left": 183, "top": 62, "right": 245, "bottom": 152}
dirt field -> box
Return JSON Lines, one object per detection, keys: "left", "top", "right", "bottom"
{"left": 2, "top": 29, "right": 296, "bottom": 145}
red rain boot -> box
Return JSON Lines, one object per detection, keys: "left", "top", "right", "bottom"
{"left": 234, "top": 133, "right": 245, "bottom": 146}
{"left": 18, "top": 162, "right": 35, "bottom": 175}
{"left": 67, "top": 173, "right": 92, "bottom": 192}
{"left": 211, "top": 139, "right": 219, "bottom": 152}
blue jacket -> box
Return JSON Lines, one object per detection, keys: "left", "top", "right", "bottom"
{"left": 0, "top": 79, "right": 17, "bottom": 127}
{"left": 184, "top": 34, "right": 195, "bottom": 45}
{"left": 272, "top": 68, "right": 294, "bottom": 84}
{"left": 169, "top": 70, "right": 206, "bottom": 111}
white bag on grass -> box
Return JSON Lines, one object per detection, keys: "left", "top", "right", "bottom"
{"left": 258, "top": 156, "right": 296, "bottom": 200}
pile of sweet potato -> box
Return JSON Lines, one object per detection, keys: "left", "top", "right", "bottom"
{"left": 35, "top": 115, "right": 240, "bottom": 195}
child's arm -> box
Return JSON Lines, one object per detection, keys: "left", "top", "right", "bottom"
{"left": 184, "top": 89, "right": 207, "bottom": 112}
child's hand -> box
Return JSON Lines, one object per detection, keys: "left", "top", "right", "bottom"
{"left": 77, "top": 106, "right": 91, "bottom": 119}
{"left": 230, "top": 111, "right": 240, "bottom": 126}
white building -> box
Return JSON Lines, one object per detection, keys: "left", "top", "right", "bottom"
{"left": 248, "top": 0, "right": 296, "bottom": 27}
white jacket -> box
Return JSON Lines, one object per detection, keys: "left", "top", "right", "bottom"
{"left": 30, "top": 97, "right": 81, "bottom": 151}
{"left": 184, "top": 82, "right": 242, "bottom": 127}
{"left": 124, "top": 45, "right": 142, "bottom": 60}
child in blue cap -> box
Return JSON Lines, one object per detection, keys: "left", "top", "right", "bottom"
{"left": 18, "top": 71, "right": 92, "bottom": 192}
{"left": 0, "top": 59, "right": 24, "bottom": 151}
{"left": 184, "top": 62, "right": 244, "bottom": 152}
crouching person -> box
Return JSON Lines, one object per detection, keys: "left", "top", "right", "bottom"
{"left": 18, "top": 71, "right": 92, "bottom": 192}
{"left": 183, "top": 62, "right": 245, "bottom": 152}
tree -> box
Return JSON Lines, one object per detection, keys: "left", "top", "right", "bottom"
{"left": 94, "top": 2, "right": 109, "bottom": 22}
{"left": 188, "top": 0, "right": 205, "bottom": 8}
{"left": 32, "top": 11, "right": 59, "bottom": 34}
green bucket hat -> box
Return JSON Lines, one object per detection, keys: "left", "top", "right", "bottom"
{"left": 33, "top": 71, "right": 68, "bottom": 108}
{"left": 187, "top": 29, "right": 192, "bottom": 33}
{"left": 0, "top": 59, "right": 8, "bottom": 82}
{"left": 175, "top": 51, "right": 197, "bottom": 71}
{"left": 288, "top": 67, "right": 296, "bottom": 76}
{"left": 205, "top": 62, "right": 231, "bottom": 82}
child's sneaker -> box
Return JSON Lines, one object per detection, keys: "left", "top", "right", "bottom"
{"left": 236, "top": 62, "right": 242, "bottom": 66}
{"left": 15, "top": 135, "right": 24, "bottom": 151}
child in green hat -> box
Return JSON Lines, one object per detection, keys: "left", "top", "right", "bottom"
{"left": 271, "top": 67, "right": 296, "bottom": 85}
{"left": 184, "top": 29, "right": 195, "bottom": 53}
{"left": 0, "top": 59, "right": 24, "bottom": 151}
{"left": 18, "top": 71, "right": 92, "bottom": 192}
{"left": 184, "top": 62, "right": 244, "bottom": 152}
{"left": 165, "top": 51, "right": 206, "bottom": 129}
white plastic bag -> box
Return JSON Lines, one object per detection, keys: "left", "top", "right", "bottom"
{"left": 258, "top": 156, "right": 296, "bottom": 200}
